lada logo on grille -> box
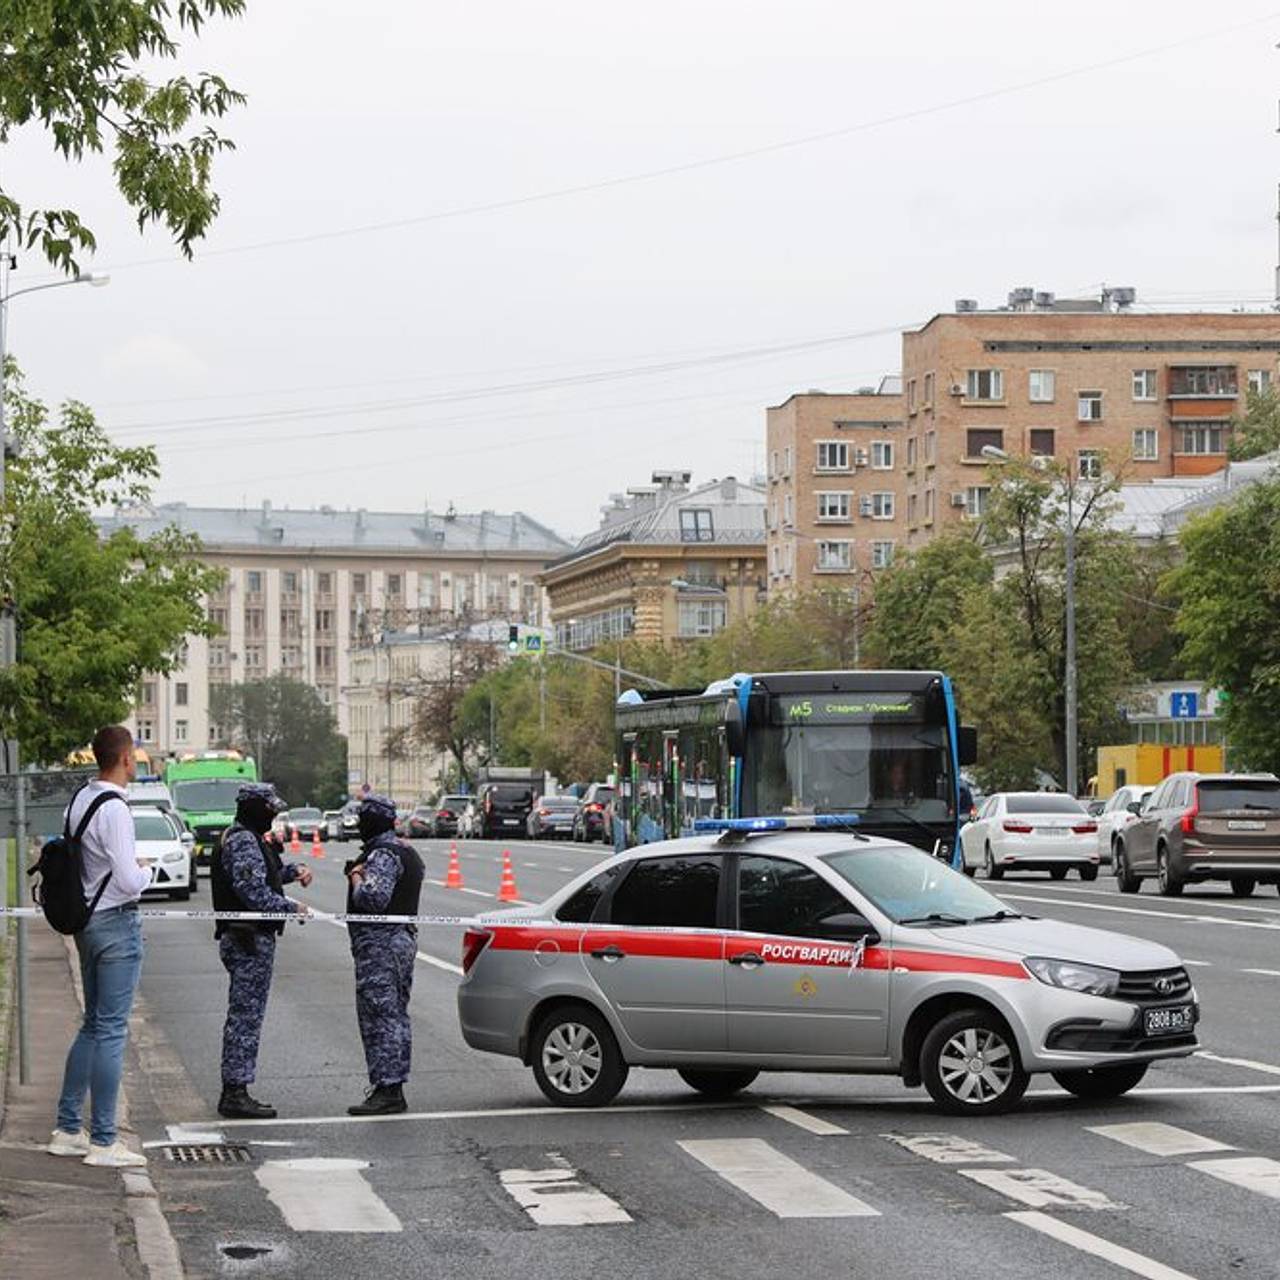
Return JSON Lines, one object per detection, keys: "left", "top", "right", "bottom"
{"left": 1153, "top": 976, "right": 1176, "bottom": 995}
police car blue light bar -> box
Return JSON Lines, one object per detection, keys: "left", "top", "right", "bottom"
{"left": 693, "top": 814, "right": 860, "bottom": 834}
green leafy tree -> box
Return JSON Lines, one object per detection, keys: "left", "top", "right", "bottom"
{"left": 0, "top": 1, "right": 246, "bottom": 272}
{"left": 1168, "top": 477, "right": 1280, "bottom": 770}
{"left": 0, "top": 362, "right": 222, "bottom": 762}
{"left": 209, "top": 675, "right": 348, "bottom": 807}
{"left": 1229, "top": 388, "right": 1280, "bottom": 462}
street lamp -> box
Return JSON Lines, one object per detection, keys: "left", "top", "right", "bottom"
{"left": 981, "top": 444, "right": 1078, "bottom": 795}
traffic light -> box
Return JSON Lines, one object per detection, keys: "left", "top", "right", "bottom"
{"left": 507, "top": 624, "right": 520, "bottom": 653}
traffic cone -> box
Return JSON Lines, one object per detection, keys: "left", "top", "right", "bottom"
{"left": 497, "top": 850, "right": 520, "bottom": 902}
{"left": 444, "top": 842, "right": 464, "bottom": 889}
{"left": 310, "top": 829, "right": 324, "bottom": 859}
{"left": 289, "top": 826, "right": 301, "bottom": 855}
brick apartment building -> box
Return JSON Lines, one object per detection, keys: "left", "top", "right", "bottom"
{"left": 767, "top": 289, "right": 1280, "bottom": 590}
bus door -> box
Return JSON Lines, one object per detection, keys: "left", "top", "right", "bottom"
{"left": 663, "top": 731, "right": 680, "bottom": 839}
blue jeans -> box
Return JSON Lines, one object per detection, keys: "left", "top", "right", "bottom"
{"left": 55, "top": 907, "right": 144, "bottom": 1147}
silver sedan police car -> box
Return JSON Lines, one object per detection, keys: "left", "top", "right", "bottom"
{"left": 457, "top": 817, "right": 1199, "bottom": 1116}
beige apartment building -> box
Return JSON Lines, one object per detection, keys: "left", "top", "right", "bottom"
{"left": 768, "top": 290, "right": 1280, "bottom": 588}
{"left": 97, "top": 502, "right": 569, "bottom": 762}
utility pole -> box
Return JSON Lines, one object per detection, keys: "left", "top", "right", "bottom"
{"left": 1064, "top": 481, "right": 1078, "bottom": 797}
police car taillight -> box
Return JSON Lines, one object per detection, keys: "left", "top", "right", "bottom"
{"left": 461, "top": 929, "right": 492, "bottom": 975}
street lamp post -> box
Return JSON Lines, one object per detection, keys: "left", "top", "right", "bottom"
{"left": 981, "top": 445, "right": 1078, "bottom": 795}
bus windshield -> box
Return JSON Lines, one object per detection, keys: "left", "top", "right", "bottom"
{"left": 172, "top": 779, "right": 244, "bottom": 812}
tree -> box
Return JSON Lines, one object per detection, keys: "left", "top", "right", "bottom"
{"left": 1168, "top": 476, "right": 1280, "bottom": 770}
{"left": 1229, "top": 388, "right": 1280, "bottom": 462}
{"left": 209, "top": 675, "right": 348, "bottom": 807}
{"left": 0, "top": 1, "right": 246, "bottom": 273}
{"left": 0, "top": 362, "right": 222, "bottom": 762}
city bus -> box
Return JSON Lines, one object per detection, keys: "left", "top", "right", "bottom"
{"left": 613, "top": 670, "right": 977, "bottom": 866}
{"left": 165, "top": 750, "right": 259, "bottom": 873}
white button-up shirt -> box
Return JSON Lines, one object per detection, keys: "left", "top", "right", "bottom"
{"left": 66, "top": 781, "right": 151, "bottom": 912}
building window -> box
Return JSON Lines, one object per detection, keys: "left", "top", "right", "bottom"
{"left": 315, "top": 645, "right": 335, "bottom": 671}
{"left": 783, "top": 494, "right": 793, "bottom": 526}
{"left": 770, "top": 449, "right": 778, "bottom": 479}
{"left": 816, "top": 540, "right": 852, "bottom": 571}
{"left": 924, "top": 431, "right": 936, "bottom": 464}
{"left": 1132, "top": 428, "right": 1159, "bottom": 461}
{"left": 923, "top": 372, "right": 935, "bottom": 406}
{"left": 140, "top": 680, "right": 156, "bottom": 706}
{"left": 1179, "top": 424, "right": 1227, "bottom": 455}
{"left": 418, "top": 572, "right": 436, "bottom": 608}
{"left": 966, "top": 428, "right": 1003, "bottom": 458}
{"left": 521, "top": 581, "right": 539, "bottom": 625}
{"left": 244, "top": 607, "right": 264, "bottom": 637}
{"left": 1248, "top": 369, "right": 1272, "bottom": 396}
{"left": 816, "top": 492, "right": 851, "bottom": 522}
{"left": 1077, "top": 391, "right": 1103, "bottom": 421}
{"left": 351, "top": 572, "right": 368, "bottom": 597}
{"left": 871, "top": 540, "right": 895, "bottom": 569}
{"left": 870, "top": 440, "right": 893, "bottom": 470}
{"left": 782, "top": 446, "right": 792, "bottom": 476}
{"left": 280, "top": 608, "right": 300, "bottom": 633}
{"left": 907, "top": 379, "right": 917, "bottom": 412}
{"left": 244, "top": 645, "right": 264, "bottom": 670}
{"left": 315, "top": 609, "right": 333, "bottom": 634}
{"left": 964, "top": 486, "right": 990, "bottom": 519}
{"left": 386, "top": 573, "right": 402, "bottom": 596}
{"left": 208, "top": 722, "right": 220, "bottom": 745}
{"left": 908, "top": 493, "right": 918, "bottom": 526}
{"left": 174, "top": 719, "right": 189, "bottom": 744}
{"left": 138, "top": 720, "right": 154, "bottom": 743}
{"left": 816, "top": 441, "right": 850, "bottom": 472}
{"left": 208, "top": 606, "right": 227, "bottom": 632}
{"left": 906, "top": 436, "right": 917, "bottom": 468}
{"left": 1132, "top": 369, "right": 1158, "bottom": 400}
{"left": 281, "top": 570, "right": 298, "bottom": 595}
{"left": 676, "top": 599, "right": 728, "bottom": 638}
{"left": 1028, "top": 369, "right": 1055, "bottom": 403}
{"left": 246, "top": 570, "right": 263, "bottom": 595}
{"left": 175, "top": 682, "right": 189, "bottom": 707}
{"left": 679, "top": 508, "right": 715, "bottom": 542}
{"left": 966, "top": 369, "right": 1003, "bottom": 401}
{"left": 1029, "top": 428, "right": 1055, "bottom": 457}
{"left": 1169, "top": 366, "right": 1237, "bottom": 396}
{"left": 317, "top": 571, "right": 333, "bottom": 596}
{"left": 924, "top": 488, "right": 935, "bottom": 522}
{"left": 870, "top": 492, "right": 895, "bottom": 520}
{"left": 1077, "top": 450, "right": 1102, "bottom": 479}
{"left": 209, "top": 644, "right": 227, "bottom": 666}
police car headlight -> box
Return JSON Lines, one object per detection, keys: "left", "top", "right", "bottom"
{"left": 1024, "top": 957, "right": 1119, "bottom": 998}
{"left": 162, "top": 850, "right": 186, "bottom": 863}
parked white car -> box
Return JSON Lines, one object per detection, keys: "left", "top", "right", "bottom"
{"left": 1095, "top": 785, "right": 1154, "bottom": 867}
{"left": 132, "top": 804, "right": 194, "bottom": 900}
{"left": 960, "top": 792, "right": 1100, "bottom": 881}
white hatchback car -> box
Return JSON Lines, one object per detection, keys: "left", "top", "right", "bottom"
{"left": 1095, "top": 785, "right": 1154, "bottom": 866}
{"left": 132, "top": 805, "right": 194, "bottom": 900}
{"left": 961, "top": 792, "right": 1100, "bottom": 881}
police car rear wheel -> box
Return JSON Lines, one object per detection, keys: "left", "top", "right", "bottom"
{"left": 531, "top": 1006, "right": 628, "bottom": 1107}
{"left": 1051, "top": 1062, "right": 1148, "bottom": 1100}
{"left": 677, "top": 1068, "right": 759, "bottom": 1098}
{"left": 921, "top": 1010, "right": 1028, "bottom": 1116}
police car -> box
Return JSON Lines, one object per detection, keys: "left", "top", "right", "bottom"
{"left": 456, "top": 817, "right": 1199, "bottom": 1116}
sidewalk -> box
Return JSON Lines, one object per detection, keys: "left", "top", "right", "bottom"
{"left": 0, "top": 923, "right": 173, "bottom": 1279}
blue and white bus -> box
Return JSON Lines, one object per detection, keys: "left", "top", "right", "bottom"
{"left": 614, "top": 670, "right": 977, "bottom": 865}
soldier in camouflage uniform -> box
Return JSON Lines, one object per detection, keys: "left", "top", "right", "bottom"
{"left": 344, "top": 794, "right": 424, "bottom": 1116}
{"left": 211, "top": 784, "right": 312, "bottom": 1120}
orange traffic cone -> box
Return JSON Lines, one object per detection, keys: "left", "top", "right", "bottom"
{"left": 289, "top": 826, "right": 301, "bottom": 855}
{"left": 310, "top": 829, "right": 324, "bottom": 859}
{"left": 497, "top": 850, "right": 520, "bottom": 902}
{"left": 444, "top": 842, "right": 464, "bottom": 889}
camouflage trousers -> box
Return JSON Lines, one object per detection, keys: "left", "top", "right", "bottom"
{"left": 350, "top": 927, "right": 416, "bottom": 1087}
{"left": 218, "top": 931, "right": 277, "bottom": 1086}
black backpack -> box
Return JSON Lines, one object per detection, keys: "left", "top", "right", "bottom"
{"left": 28, "top": 788, "right": 125, "bottom": 934}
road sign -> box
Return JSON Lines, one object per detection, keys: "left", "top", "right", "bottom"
{"left": 1170, "top": 691, "right": 1198, "bottom": 719}
{"left": 524, "top": 634, "right": 543, "bottom": 653}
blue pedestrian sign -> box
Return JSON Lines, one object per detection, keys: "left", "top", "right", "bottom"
{"left": 1170, "top": 691, "right": 1198, "bottom": 719}
{"left": 524, "top": 634, "right": 543, "bottom": 653}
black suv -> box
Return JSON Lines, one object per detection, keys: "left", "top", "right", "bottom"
{"left": 479, "top": 783, "right": 535, "bottom": 839}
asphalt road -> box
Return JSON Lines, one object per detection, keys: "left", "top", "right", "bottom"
{"left": 126, "top": 837, "right": 1280, "bottom": 1280}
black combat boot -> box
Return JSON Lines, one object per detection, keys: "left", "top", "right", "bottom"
{"left": 347, "top": 1084, "right": 407, "bottom": 1116}
{"left": 218, "top": 1084, "right": 278, "bottom": 1120}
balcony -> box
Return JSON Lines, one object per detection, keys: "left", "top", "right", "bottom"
{"left": 1167, "top": 366, "right": 1238, "bottom": 398}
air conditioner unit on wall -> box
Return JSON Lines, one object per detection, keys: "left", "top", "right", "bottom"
{"left": 854, "top": 448, "right": 869, "bottom": 466}
{"left": 858, "top": 497, "right": 874, "bottom": 517}
{"left": 949, "top": 383, "right": 965, "bottom": 396}
{"left": 951, "top": 492, "right": 968, "bottom": 507}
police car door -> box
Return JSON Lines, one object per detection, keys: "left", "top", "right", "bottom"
{"left": 725, "top": 853, "right": 889, "bottom": 1061}
{"left": 580, "top": 852, "right": 727, "bottom": 1053}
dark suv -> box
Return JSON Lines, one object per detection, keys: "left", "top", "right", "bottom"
{"left": 572, "top": 783, "right": 615, "bottom": 843}
{"left": 1114, "top": 771, "right": 1280, "bottom": 897}
{"left": 479, "top": 783, "right": 534, "bottom": 839}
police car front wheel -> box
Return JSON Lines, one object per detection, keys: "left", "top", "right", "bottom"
{"left": 677, "top": 1068, "right": 760, "bottom": 1098}
{"left": 530, "top": 1006, "right": 629, "bottom": 1107}
{"left": 920, "top": 1009, "right": 1029, "bottom": 1116}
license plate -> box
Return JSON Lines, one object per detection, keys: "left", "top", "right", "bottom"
{"left": 1038, "top": 826, "right": 1068, "bottom": 838}
{"left": 503, "top": 818, "right": 518, "bottom": 825}
{"left": 1228, "top": 820, "right": 1266, "bottom": 831}
{"left": 1144, "top": 1005, "right": 1194, "bottom": 1036}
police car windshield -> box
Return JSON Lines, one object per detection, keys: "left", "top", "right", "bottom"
{"left": 822, "top": 846, "right": 1006, "bottom": 925}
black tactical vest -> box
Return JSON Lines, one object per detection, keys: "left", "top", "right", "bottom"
{"left": 346, "top": 837, "right": 425, "bottom": 925}
{"left": 212, "top": 823, "right": 286, "bottom": 938}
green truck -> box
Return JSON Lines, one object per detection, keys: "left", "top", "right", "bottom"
{"left": 165, "top": 750, "right": 259, "bottom": 873}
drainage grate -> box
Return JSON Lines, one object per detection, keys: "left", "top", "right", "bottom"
{"left": 162, "top": 1143, "right": 253, "bottom": 1165}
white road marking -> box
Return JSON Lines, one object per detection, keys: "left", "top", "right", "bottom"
{"left": 415, "top": 950, "right": 463, "bottom": 976}
{"left": 760, "top": 1105, "right": 848, "bottom": 1135}
{"left": 556, "top": 865, "right": 575, "bottom": 873}
{"left": 882, "top": 1132, "right": 1014, "bottom": 1164}
{"left": 1028, "top": 882, "right": 1280, "bottom": 918}
{"left": 424, "top": 877, "right": 535, "bottom": 906}
{"left": 1241, "top": 968, "right": 1280, "bottom": 977}
{"left": 255, "top": 1157, "right": 402, "bottom": 1233}
{"left": 1182, "top": 959, "right": 1212, "bottom": 967}
{"left": 1195, "top": 1050, "right": 1280, "bottom": 1077}
{"left": 1088, "top": 1122, "right": 1232, "bottom": 1157}
{"left": 1006, "top": 1210, "right": 1198, "bottom": 1280}
{"left": 1189, "top": 1155, "right": 1280, "bottom": 1200}
{"left": 163, "top": 1124, "right": 224, "bottom": 1143}
{"left": 499, "top": 1166, "right": 631, "bottom": 1226}
{"left": 679, "top": 1138, "right": 879, "bottom": 1218}
{"left": 999, "top": 892, "right": 1280, "bottom": 932}
{"left": 958, "top": 1167, "right": 1122, "bottom": 1211}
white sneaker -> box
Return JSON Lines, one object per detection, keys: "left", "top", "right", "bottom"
{"left": 47, "top": 1128, "right": 90, "bottom": 1157}
{"left": 83, "top": 1140, "right": 147, "bottom": 1168}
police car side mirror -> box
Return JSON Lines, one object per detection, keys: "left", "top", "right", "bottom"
{"left": 817, "top": 912, "right": 880, "bottom": 946}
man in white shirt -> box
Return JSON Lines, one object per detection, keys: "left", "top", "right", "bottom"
{"left": 48, "top": 725, "right": 152, "bottom": 1168}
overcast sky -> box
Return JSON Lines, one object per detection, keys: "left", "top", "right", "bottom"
{"left": 6, "top": 1, "right": 1280, "bottom": 539}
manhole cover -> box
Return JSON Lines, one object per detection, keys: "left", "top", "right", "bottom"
{"left": 162, "top": 1143, "right": 253, "bottom": 1165}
